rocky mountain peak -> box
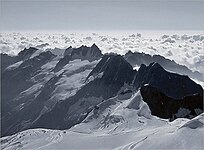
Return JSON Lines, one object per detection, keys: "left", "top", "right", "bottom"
{"left": 87, "top": 54, "right": 136, "bottom": 85}
{"left": 134, "top": 62, "right": 203, "bottom": 99}
{"left": 17, "top": 47, "right": 39, "bottom": 60}
{"left": 63, "top": 44, "right": 103, "bottom": 62}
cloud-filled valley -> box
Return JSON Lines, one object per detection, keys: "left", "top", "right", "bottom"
{"left": 0, "top": 31, "right": 203, "bottom": 73}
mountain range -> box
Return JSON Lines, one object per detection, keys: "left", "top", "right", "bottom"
{"left": 1, "top": 44, "right": 203, "bottom": 139}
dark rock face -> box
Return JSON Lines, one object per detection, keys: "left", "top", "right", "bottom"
{"left": 140, "top": 85, "right": 203, "bottom": 120}
{"left": 1, "top": 51, "right": 57, "bottom": 137}
{"left": 87, "top": 54, "right": 136, "bottom": 86}
{"left": 124, "top": 51, "right": 203, "bottom": 81}
{"left": 1, "top": 73, "right": 63, "bottom": 137}
{"left": 134, "top": 62, "right": 203, "bottom": 99}
{"left": 63, "top": 46, "right": 73, "bottom": 56}
{"left": 1, "top": 54, "right": 17, "bottom": 71}
{"left": 52, "top": 55, "right": 72, "bottom": 72}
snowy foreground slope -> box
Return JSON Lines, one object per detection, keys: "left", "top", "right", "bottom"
{"left": 1, "top": 91, "right": 204, "bottom": 150}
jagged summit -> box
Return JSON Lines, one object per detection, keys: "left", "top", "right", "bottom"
{"left": 63, "top": 44, "right": 102, "bottom": 61}
{"left": 68, "top": 44, "right": 103, "bottom": 62}
{"left": 91, "top": 43, "right": 99, "bottom": 49}
{"left": 134, "top": 62, "right": 203, "bottom": 99}
{"left": 54, "top": 44, "right": 103, "bottom": 72}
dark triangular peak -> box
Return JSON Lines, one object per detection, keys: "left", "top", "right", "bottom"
{"left": 63, "top": 46, "right": 73, "bottom": 56}
{"left": 17, "top": 47, "right": 39, "bottom": 60}
{"left": 140, "top": 84, "right": 203, "bottom": 120}
{"left": 134, "top": 62, "right": 203, "bottom": 99}
{"left": 90, "top": 43, "right": 99, "bottom": 51}
{"left": 87, "top": 54, "right": 136, "bottom": 86}
{"left": 70, "top": 44, "right": 103, "bottom": 61}
{"left": 125, "top": 50, "right": 134, "bottom": 56}
{"left": 124, "top": 51, "right": 203, "bottom": 82}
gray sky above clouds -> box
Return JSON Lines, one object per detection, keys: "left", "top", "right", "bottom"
{"left": 0, "top": 0, "right": 203, "bottom": 31}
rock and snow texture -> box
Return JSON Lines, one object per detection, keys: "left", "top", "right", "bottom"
{"left": 1, "top": 46, "right": 100, "bottom": 137}
{"left": 1, "top": 92, "right": 203, "bottom": 150}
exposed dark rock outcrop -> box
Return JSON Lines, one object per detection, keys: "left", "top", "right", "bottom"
{"left": 140, "top": 85, "right": 203, "bottom": 120}
{"left": 134, "top": 62, "right": 203, "bottom": 99}
{"left": 63, "top": 46, "right": 73, "bottom": 56}
{"left": 1, "top": 53, "right": 17, "bottom": 71}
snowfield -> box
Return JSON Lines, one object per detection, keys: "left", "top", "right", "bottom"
{"left": 1, "top": 91, "right": 203, "bottom": 150}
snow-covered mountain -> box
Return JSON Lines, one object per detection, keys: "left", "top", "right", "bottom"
{"left": 1, "top": 33, "right": 204, "bottom": 149}
{"left": 1, "top": 91, "right": 204, "bottom": 149}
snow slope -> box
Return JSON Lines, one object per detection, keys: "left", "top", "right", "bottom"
{"left": 1, "top": 91, "right": 203, "bottom": 150}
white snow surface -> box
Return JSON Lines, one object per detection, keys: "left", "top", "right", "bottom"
{"left": 1, "top": 91, "right": 203, "bottom": 150}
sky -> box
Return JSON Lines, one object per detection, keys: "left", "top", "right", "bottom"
{"left": 0, "top": 0, "right": 203, "bottom": 31}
